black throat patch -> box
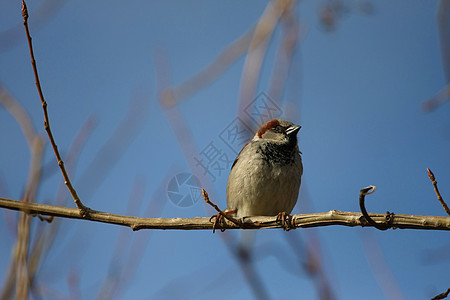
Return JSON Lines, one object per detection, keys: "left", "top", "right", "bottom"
{"left": 256, "top": 138, "right": 298, "bottom": 165}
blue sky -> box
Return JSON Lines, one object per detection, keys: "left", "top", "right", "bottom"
{"left": 1, "top": 1, "right": 449, "bottom": 299}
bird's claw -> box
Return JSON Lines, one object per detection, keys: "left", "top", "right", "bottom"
{"left": 209, "top": 213, "right": 226, "bottom": 233}
{"left": 276, "top": 212, "right": 296, "bottom": 231}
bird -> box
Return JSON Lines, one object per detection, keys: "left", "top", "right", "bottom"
{"left": 223, "top": 118, "right": 303, "bottom": 228}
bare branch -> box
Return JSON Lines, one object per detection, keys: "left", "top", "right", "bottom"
{"left": 427, "top": 168, "right": 450, "bottom": 216}
{"left": 21, "top": 0, "right": 88, "bottom": 215}
{"left": 0, "top": 197, "right": 449, "bottom": 231}
{"left": 202, "top": 189, "right": 241, "bottom": 228}
{"left": 432, "top": 288, "right": 450, "bottom": 300}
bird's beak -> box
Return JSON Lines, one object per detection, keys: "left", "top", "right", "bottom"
{"left": 286, "top": 125, "right": 301, "bottom": 136}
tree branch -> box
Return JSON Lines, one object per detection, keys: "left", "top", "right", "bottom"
{"left": 0, "top": 197, "right": 449, "bottom": 231}
{"left": 22, "top": 0, "right": 89, "bottom": 216}
{"left": 432, "top": 288, "right": 450, "bottom": 300}
{"left": 427, "top": 168, "right": 450, "bottom": 216}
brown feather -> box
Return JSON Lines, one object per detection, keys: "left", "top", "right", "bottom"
{"left": 257, "top": 119, "right": 280, "bottom": 138}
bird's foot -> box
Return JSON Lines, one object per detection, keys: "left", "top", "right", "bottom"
{"left": 209, "top": 210, "right": 237, "bottom": 233}
{"left": 276, "top": 212, "right": 296, "bottom": 231}
{"left": 209, "top": 213, "right": 225, "bottom": 233}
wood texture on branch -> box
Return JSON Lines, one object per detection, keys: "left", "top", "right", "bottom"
{"left": 1, "top": 197, "right": 450, "bottom": 231}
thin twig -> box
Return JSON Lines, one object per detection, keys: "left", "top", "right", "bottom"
{"left": 432, "top": 288, "right": 450, "bottom": 300}
{"left": 202, "top": 189, "right": 241, "bottom": 227}
{"left": 427, "top": 168, "right": 450, "bottom": 216}
{"left": 21, "top": 0, "right": 89, "bottom": 216}
{"left": 1, "top": 197, "right": 450, "bottom": 231}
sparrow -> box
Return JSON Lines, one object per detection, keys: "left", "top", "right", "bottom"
{"left": 223, "top": 118, "right": 303, "bottom": 228}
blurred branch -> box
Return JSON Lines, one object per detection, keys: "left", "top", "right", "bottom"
{"left": 75, "top": 90, "right": 149, "bottom": 202}
{"left": 0, "top": 0, "right": 66, "bottom": 52}
{"left": 268, "top": 6, "right": 305, "bottom": 103}
{"left": 0, "top": 197, "right": 449, "bottom": 231}
{"left": 0, "top": 78, "right": 44, "bottom": 300}
{"left": 235, "top": 246, "right": 270, "bottom": 300}
{"left": 422, "top": 83, "right": 450, "bottom": 112}
{"left": 0, "top": 83, "right": 37, "bottom": 147}
{"left": 422, "top": 243, "right": 450, "bottom": 264}
{"left": 15, "top": 136, "right": 45, "bottom": 300}
{"left": 422, "top": 1, "right": 450, "bottom": 111}
{"left": 97, "top": 172, "right": 165, "bottom": 299}
{"left": 160, "top": 27, "right": 254, "bottom": 107}
{"left": 154, "top": 49, "right": 216, "bottom": 200}
{"left": 238, "top": 0, "right": 294, "bottom": 118}
{"left": 25, "top": 116, "right": 97, "bottom": 298}
{"left": 437, "top": 0, "right": 450, "bottom": 82}
{"left": 97, "top": 177, "right": 147, "bottom": 300}
{"left": 154, "top": 47, "right": 270, "bottom": 299}
{"left": 360, "top": 231, "right": 405, "bottom": 300}
{"left": 22, "top": 0, "right": 89, "bottom": 215}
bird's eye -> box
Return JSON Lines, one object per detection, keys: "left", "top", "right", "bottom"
{"left": 273, "top": 125, "right": 282, "bottom": 133}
